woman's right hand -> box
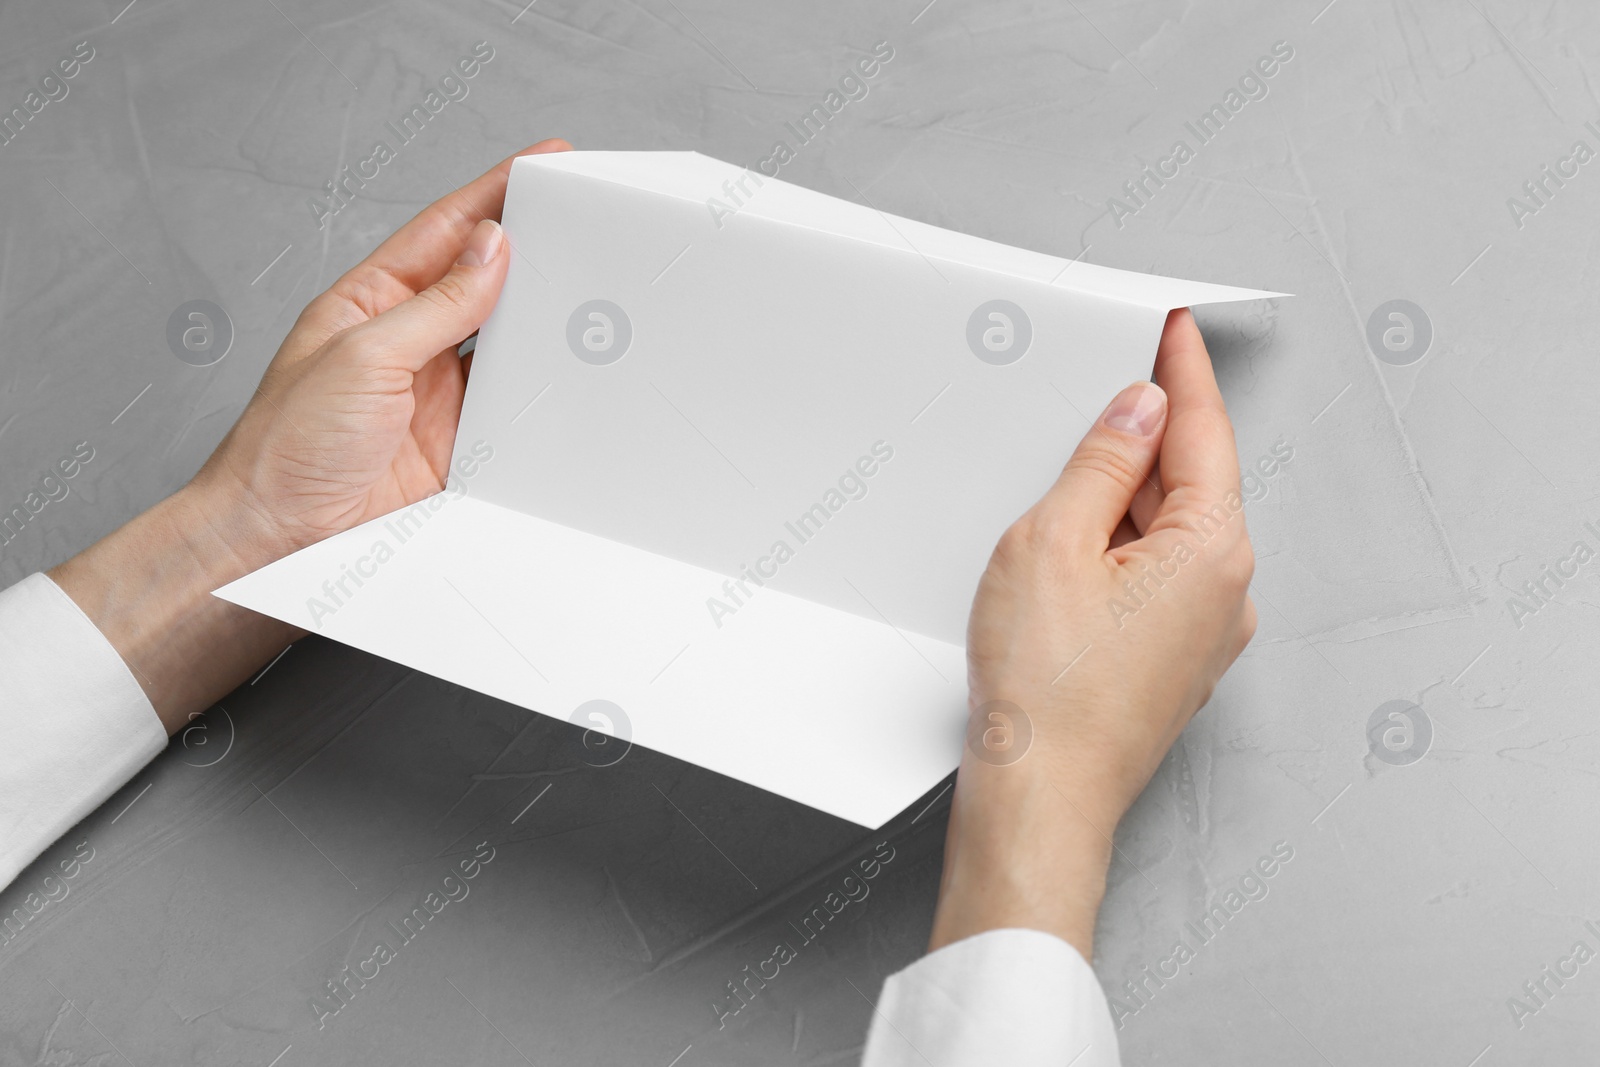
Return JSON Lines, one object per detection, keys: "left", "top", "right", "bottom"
{"left": 929, "top": 308, "right": 1257, "bottom": 958}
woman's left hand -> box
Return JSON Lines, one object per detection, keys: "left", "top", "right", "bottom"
{"left": 195, "top": 138, "right": 569, "bottom": 561}
{"left": 50, "top": 139, "right": 569, "bottom": 731}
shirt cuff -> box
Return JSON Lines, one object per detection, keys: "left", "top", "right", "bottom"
{"left": 0, "top": 573, "right": 166, "bottom": 889}
{"left": 860, "top": 928, "right": 1121, "bottom": 1067}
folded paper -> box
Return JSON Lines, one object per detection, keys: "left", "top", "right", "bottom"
{"left": 216, "top": 151, "right": 1282, "bottom": 827}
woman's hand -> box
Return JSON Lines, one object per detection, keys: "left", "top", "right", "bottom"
{"left": 928, "top": 308, "right": 1257, "bottom": 959}
{"left": 195, "top": 137, "right": 570, "bottom": 561}
{"left": 50, "top": 139, "right": 569, "bottom": 732}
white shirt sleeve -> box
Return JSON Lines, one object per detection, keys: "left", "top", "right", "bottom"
{"left": 860, "top": 927, "right": 1121, "bottom": 1067}
{"left": 0, "top": 572, "right": 166, "bottom": 889}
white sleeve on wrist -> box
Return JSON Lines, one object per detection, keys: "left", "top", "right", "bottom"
{"left": 860, "top": 927, "right": 1121, "bottom": 1067}
{"left": 0, "top": 572, "right": 166, "bottom": 889}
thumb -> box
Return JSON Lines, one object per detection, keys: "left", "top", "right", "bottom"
{"left": 350, "top": 218, "right": 510, "bottom": 373}
{"left": 1039, "top": 381, "right": 1167, "bottom": 551}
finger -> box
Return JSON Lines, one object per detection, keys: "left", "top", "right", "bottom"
{"left": 347, "top": 138, "right": 570, "bottom": 303}
{"left": 1233, "top": 596, "right": 1258, "bottom": 659}
{"left": 276, "top": 140, "right": 571, "bottom": 368}
{"left": 410, "top": 347, "right": 471, "bottom": 469}
{"left": 341, "top": 218, "right": 510, "bottom": 375}
{"left": 1109, "top": 513, "right": 1140, "bottom": 549}
{"left": 1036, "top": 380, "right": 1168, "bottom": 552}
{"left": 1149, "top": 309, "right": 1243, "bottom": 526}
{"left": 1129, "top": 467, "right": 1164, "bottom": 534}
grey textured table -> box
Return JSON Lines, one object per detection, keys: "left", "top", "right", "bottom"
{"left": 0, "top": 1, "right": 1593, "bottom": 1063}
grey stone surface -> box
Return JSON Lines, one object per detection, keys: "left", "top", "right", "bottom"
{"left": 0, "top": 0, "right": 1594, "bottom": 1063}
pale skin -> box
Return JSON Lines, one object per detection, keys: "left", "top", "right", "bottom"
{"left": 930, "top": 313, "right": 1257, "bottom": 959}
{"left": 50, "top": 138, "right": 571, "bottom": 732}
{"left": 48, "top": 142, "right": 1254, "bottom": 964}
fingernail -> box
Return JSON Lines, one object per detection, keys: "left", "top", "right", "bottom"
{"left": 457, "top": 219, "right": 503, "bottom": 267}
{"left": 1102, "top": 381, "right": 1166, "bottom": 437}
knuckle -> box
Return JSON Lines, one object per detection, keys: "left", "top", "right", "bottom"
{"left": 1070, "top": 442, "right": 1143, "bottom": 488}
{"left": 1219, "top": 540, "right": 1255, "bottom": 592}
{"left": 293, "top": 291, "right": 337, "bottom": 332}
{"left": 425, "top": 272, "right": 475, "bottom": 314}
{"left": 1239, "top": 599, "right": 1259, "bottom": 645}
{"left": 322, "top": 322, "right": 399, "bottom": 375}
{"left": 324, "top": 322, "right": 368, "bottom": 359}
{"left": 996, "top": 511, "right": 1068, "bottom": 562}
{"left": 339, "top": 264, "right": 404, "bottom": 317}
{"left": 994, "top": 518, "right": 1039, "bottom": 563}
{"left": 993, "top": 521, "right": 1026, "bottom": 556}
